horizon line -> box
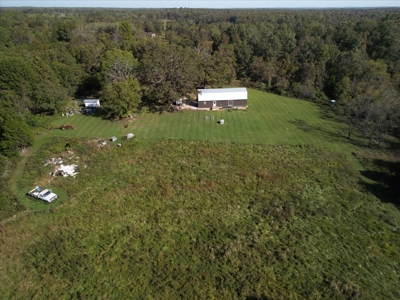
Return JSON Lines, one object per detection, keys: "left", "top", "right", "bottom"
{"left": 2, "top": 6, "right": 399, "bottom": 9}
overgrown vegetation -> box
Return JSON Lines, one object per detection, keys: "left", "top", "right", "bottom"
{"left": 1, "top": 139, "right": 399, "bottom": 299}
{"left": 1, "top": 7, "right": 399, "bottom": 299}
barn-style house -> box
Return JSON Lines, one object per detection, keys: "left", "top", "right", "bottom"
{"left": 197, "top": 87, "right": 248, "bottom": 109}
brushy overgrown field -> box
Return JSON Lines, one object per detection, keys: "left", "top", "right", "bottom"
{"left": 1, "top": 138, "right": 399, "bottom": 299}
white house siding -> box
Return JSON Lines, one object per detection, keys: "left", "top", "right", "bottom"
{"left": 197, "top": 88, "right": 248, "bottom": 108}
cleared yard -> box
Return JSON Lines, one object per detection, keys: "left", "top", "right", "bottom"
{"left": 50, "top": 90, "right": 359, "bottom": 156}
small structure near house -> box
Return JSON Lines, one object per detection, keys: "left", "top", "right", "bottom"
{"left": 197, "top": 87, "right": 248, "bottom": 109}
{"left": 219, "top": 119, "right": 225, "bottom": 124}
{"left": 125, "top": 133, "right": 134, "bottom": 139}
{"left": 83, "top": 99, "right": 100, "bottom": 108}
{"left": 330, "top": 100, "right": 336, "bottom": 106}
{"left": 110, "top": 136, "right": 117, "bottom": 142}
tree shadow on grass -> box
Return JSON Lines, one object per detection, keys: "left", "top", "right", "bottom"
{"left": 386, "top": 139, "right": 400, "bottom": 151}
{"left": 360, "top": 160, "right": 400, "bottom": 208}
{"left": 290, "top": 119, "right": 400, "bottom": 208}
{"left": 288, "top": 119, "right": 366, "bottom": 147}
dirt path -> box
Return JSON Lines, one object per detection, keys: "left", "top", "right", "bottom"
{"left": 2, "top": 137, "right": 50, "bottom": 225}
{"left": 9, "top": 150, "right": 31, "bottom": 196}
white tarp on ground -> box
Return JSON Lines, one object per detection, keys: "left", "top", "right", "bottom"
{"left": 44, "top": 155, "right": 79, "bottom": 177}
{"left": 51, "top": 164, "right": 79, "bottom": 177}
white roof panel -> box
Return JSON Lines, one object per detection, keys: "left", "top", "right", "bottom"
{"left": 198, "top": 88, "right": 247, "bottom": 101}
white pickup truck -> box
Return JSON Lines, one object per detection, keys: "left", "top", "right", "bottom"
{"left": 27, "top": 186, "right": 58, "bottom": 203}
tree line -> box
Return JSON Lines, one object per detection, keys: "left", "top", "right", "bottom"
{"left": 0, "top": 8, "right": 400, "bottom": 157}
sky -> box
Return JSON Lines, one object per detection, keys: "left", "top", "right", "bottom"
{"left": 1, "top": 0, "right": 399, "bottom": 9}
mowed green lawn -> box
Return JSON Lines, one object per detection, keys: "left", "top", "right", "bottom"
{"left": 51, "top": 89, "right": 359, "bottom": 158}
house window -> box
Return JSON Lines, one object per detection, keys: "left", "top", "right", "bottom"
{"left": 204, "top": 101, "right": 206, "bottom": 105}
{"left": 228, "top": 100, "right": 233, "bottom": 106}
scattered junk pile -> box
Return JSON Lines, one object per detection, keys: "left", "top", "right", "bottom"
{"left": 51, "top": 164, "right": 79, "bottom": 177}
{"left": 125, "top": 133, "right": 134, "bottom": 139}
{"left": 96, "top": 133, "right": 134, "bottom": 148}
{"left": 60, "top": 124, "right": 75, "bottom": 130}
{"left": 62, "top": 107, "right": 84, "bottom": 117}
{"left": 43, "top": 133, "right": 136, "bottom": 177}
{"left": 98, "top": 140, "right": 107, "bottom": 148}
{"left": 44, "top": 154, "right": 79, "bottom": 178}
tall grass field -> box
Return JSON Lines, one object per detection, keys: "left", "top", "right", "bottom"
{"left": 1, "top": 90, "right": 399, "bottom": 299}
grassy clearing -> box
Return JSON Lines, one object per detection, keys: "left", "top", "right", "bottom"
{"left": 49, "top": 90, "right": 362, "bottom": 163}
{"left": 1, "top": 139, "right": 399, "bottom": 299}
{"left": 2, "top": 90, "right": 398, "bottom": 299}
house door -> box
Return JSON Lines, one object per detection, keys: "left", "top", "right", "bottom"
{"left": 213, "top": 101, "right": 216, "bottom": 107}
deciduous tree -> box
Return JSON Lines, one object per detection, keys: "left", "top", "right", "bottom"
{"left": 100, "top": 49, "right": 139, "bottom": 84}
{"left": 101, "top": 76, "right": 141, "bottom": 119}
{"left": 0, "top": 110, "right": 33, "bottom": 157}
{"left": 140, "top": 42, "right": 201, "bottom": 107}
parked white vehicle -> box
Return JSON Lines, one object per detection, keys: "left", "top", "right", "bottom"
{"left": 27, "top": 186, "right": 58, "bottom": 203}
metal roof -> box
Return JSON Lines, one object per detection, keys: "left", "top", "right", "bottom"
{"left": 83, "top": 99, "right": 100, "bottom": 103}
{"left": 197, "top": 88, "right": 247, "bottom": 101}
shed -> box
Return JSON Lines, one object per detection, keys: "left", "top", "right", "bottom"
{"left": 83, "top": 99, "right": 100, "bottom": 108}
{"left": 125, "top": 133, "right": 134, "bottom": 139}
{"left": 110, "top": 136, "right": 117, "bottom": 142}
{"left": 197, "top": 88, "right": 247, "bottom": 109}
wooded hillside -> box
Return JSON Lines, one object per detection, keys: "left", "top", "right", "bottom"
{"left": 0, "top": 7, "right": 399, "bottom": 212}
{"left": 1, "top": 8, "right": 399, "bottom": 148}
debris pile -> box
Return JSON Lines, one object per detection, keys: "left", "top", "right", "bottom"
{"left": 44, "top": 153, "right": 80, "bottom": 178}
{"left": 125, "top": 133, "right": 134, "bottom": 139}
{"left": 60, "top": 124, "right": 75, "bottom": 130}
{"left": 51, "top": 164, "right": 79, "bottom": 177}
{"left": 44, "top": 157, "right": 64, "bottom": 166}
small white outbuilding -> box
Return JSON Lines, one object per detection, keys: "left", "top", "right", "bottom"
{"left": 83, "top": 99, "right": 100, "bottom": 108}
